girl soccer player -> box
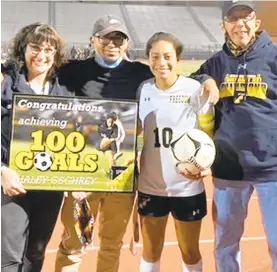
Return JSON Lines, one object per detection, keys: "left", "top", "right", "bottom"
{"left": 138, "top": 32, "right": 214, "bottom": 272}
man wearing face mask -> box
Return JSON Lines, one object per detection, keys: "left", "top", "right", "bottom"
{"left": 54, "top": 15, "right": 153, "bottom": 272}
{"left": 192, "top": 1, "right": 277, "bottom": 271}
{"left": 55, "top": 14, "right": 220, "bottom": 272}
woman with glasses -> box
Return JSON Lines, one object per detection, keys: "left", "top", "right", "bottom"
{"left": 1, "top": 23, "right": 71, "bottom": 272}
{"left": 193, "top": 2, "right": 277, "bottom": 271}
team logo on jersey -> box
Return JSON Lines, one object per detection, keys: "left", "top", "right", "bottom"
{"left": 220, "top": 74, "right": 268, "bottom": 104}
{"left": 169, "top": 95, "right": 190, "bottom": 104}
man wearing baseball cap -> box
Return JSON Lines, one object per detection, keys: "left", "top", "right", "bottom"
{"left": 93, "top": 15, "right": 129, "bottom": 38}
{"left": 54, "top": 15, "right": 153, "bottom": 272}
{"left": 222, "top": 0, "right": 255, "bottom": 19}
{"left": 192, "top": 1, "right": 277, "bottom": 271}
{"left": 54, "top": 14, "right": 220, "bottom": 272}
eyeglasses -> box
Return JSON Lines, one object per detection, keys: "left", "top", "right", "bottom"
{"left": 224, "top": 13, "right": 255, "bottom": 24}
{"left": 29, "top": 44, "right": 56, "bottom": 56}
{"left": 97, "top": 36, "right": 126, "bottom": 47}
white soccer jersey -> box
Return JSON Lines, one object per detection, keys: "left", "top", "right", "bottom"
{"left": 115, "top": 120, "right": 125, "bottom": 142}
{"left": 138, "top": 76, "right": 213, "bottom": 197}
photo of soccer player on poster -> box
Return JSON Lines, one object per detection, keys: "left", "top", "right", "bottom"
{"left": 9, "top": 94, "right": 138, "bottom": 192}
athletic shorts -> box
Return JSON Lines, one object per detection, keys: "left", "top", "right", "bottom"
{"left": 138, "top": 191, "right": 207, "bottom": 221}
{"left": 95, "top": 139, "right": 117, "bottom": 153}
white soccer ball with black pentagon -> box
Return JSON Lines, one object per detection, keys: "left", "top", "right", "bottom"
{"left": 33, "top": 152, "right": 53, "bottom": 171}
{"left": 171, "top": 129, "right": 216, "bottom": 175}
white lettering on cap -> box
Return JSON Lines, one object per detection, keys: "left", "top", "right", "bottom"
{"left": 109, "top": 19, "right": 119, "bottom": 24}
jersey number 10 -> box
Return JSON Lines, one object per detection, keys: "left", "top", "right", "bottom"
{"left": 154, "top": 127, "right": 173, "bottom": 148}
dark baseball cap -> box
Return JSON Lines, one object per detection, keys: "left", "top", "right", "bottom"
{"left": 92, "top": 15, "right": 129, "bottom": 38}
{"left": 222, "top": 1, "right": 255, "bottom": 19}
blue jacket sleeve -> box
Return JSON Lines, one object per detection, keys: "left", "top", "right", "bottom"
{"left": 191, "top": 56, "right": 224, "bottom": 90}
{"left": 189, "top": 58, "right": 215, "bottom": 84}
{"left": 190, "top": 58, "right": 214, "bottom": 78}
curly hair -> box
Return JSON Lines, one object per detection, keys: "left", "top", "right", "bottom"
{"left": 8, "top": 22, "right": 66, "bottom": 77}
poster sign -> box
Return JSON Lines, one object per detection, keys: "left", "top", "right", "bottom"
{"left": 9, "top": 94, "right": 138, "bottom": 192}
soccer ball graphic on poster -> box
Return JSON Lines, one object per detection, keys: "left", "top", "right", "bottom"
{"left": 33, "top": 152, "right": 53, "bottom": 171}
{"left": 171, "top": 129, "right": 216, "bottom": 175}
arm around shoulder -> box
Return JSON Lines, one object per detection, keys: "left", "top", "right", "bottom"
{"left": 190, "top": 57, "right": 220, "bottom": 105}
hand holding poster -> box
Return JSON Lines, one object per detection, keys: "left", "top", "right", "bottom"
{"left": 9, "top": 94, "right": 138, "bottom": 192}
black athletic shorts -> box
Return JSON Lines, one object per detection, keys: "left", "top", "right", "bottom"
{"left": 138, "top": 191, "right": 207, "bottom": 221}
{"left": 95, "top": 138, "right": 117, "bottom": 153}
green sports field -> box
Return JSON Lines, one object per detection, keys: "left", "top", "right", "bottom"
{"left": 10, "top": 140, "right": 135, "bottom": 192}
{"left": 177, "top": 60, "right": 204, "bottom": 76}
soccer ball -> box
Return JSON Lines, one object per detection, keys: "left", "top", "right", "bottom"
{"left": 33, "top": 152, "right": 53, "bottom": 171}
{"left": 171, "top": 129, "right": 216, "bottom": 175}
